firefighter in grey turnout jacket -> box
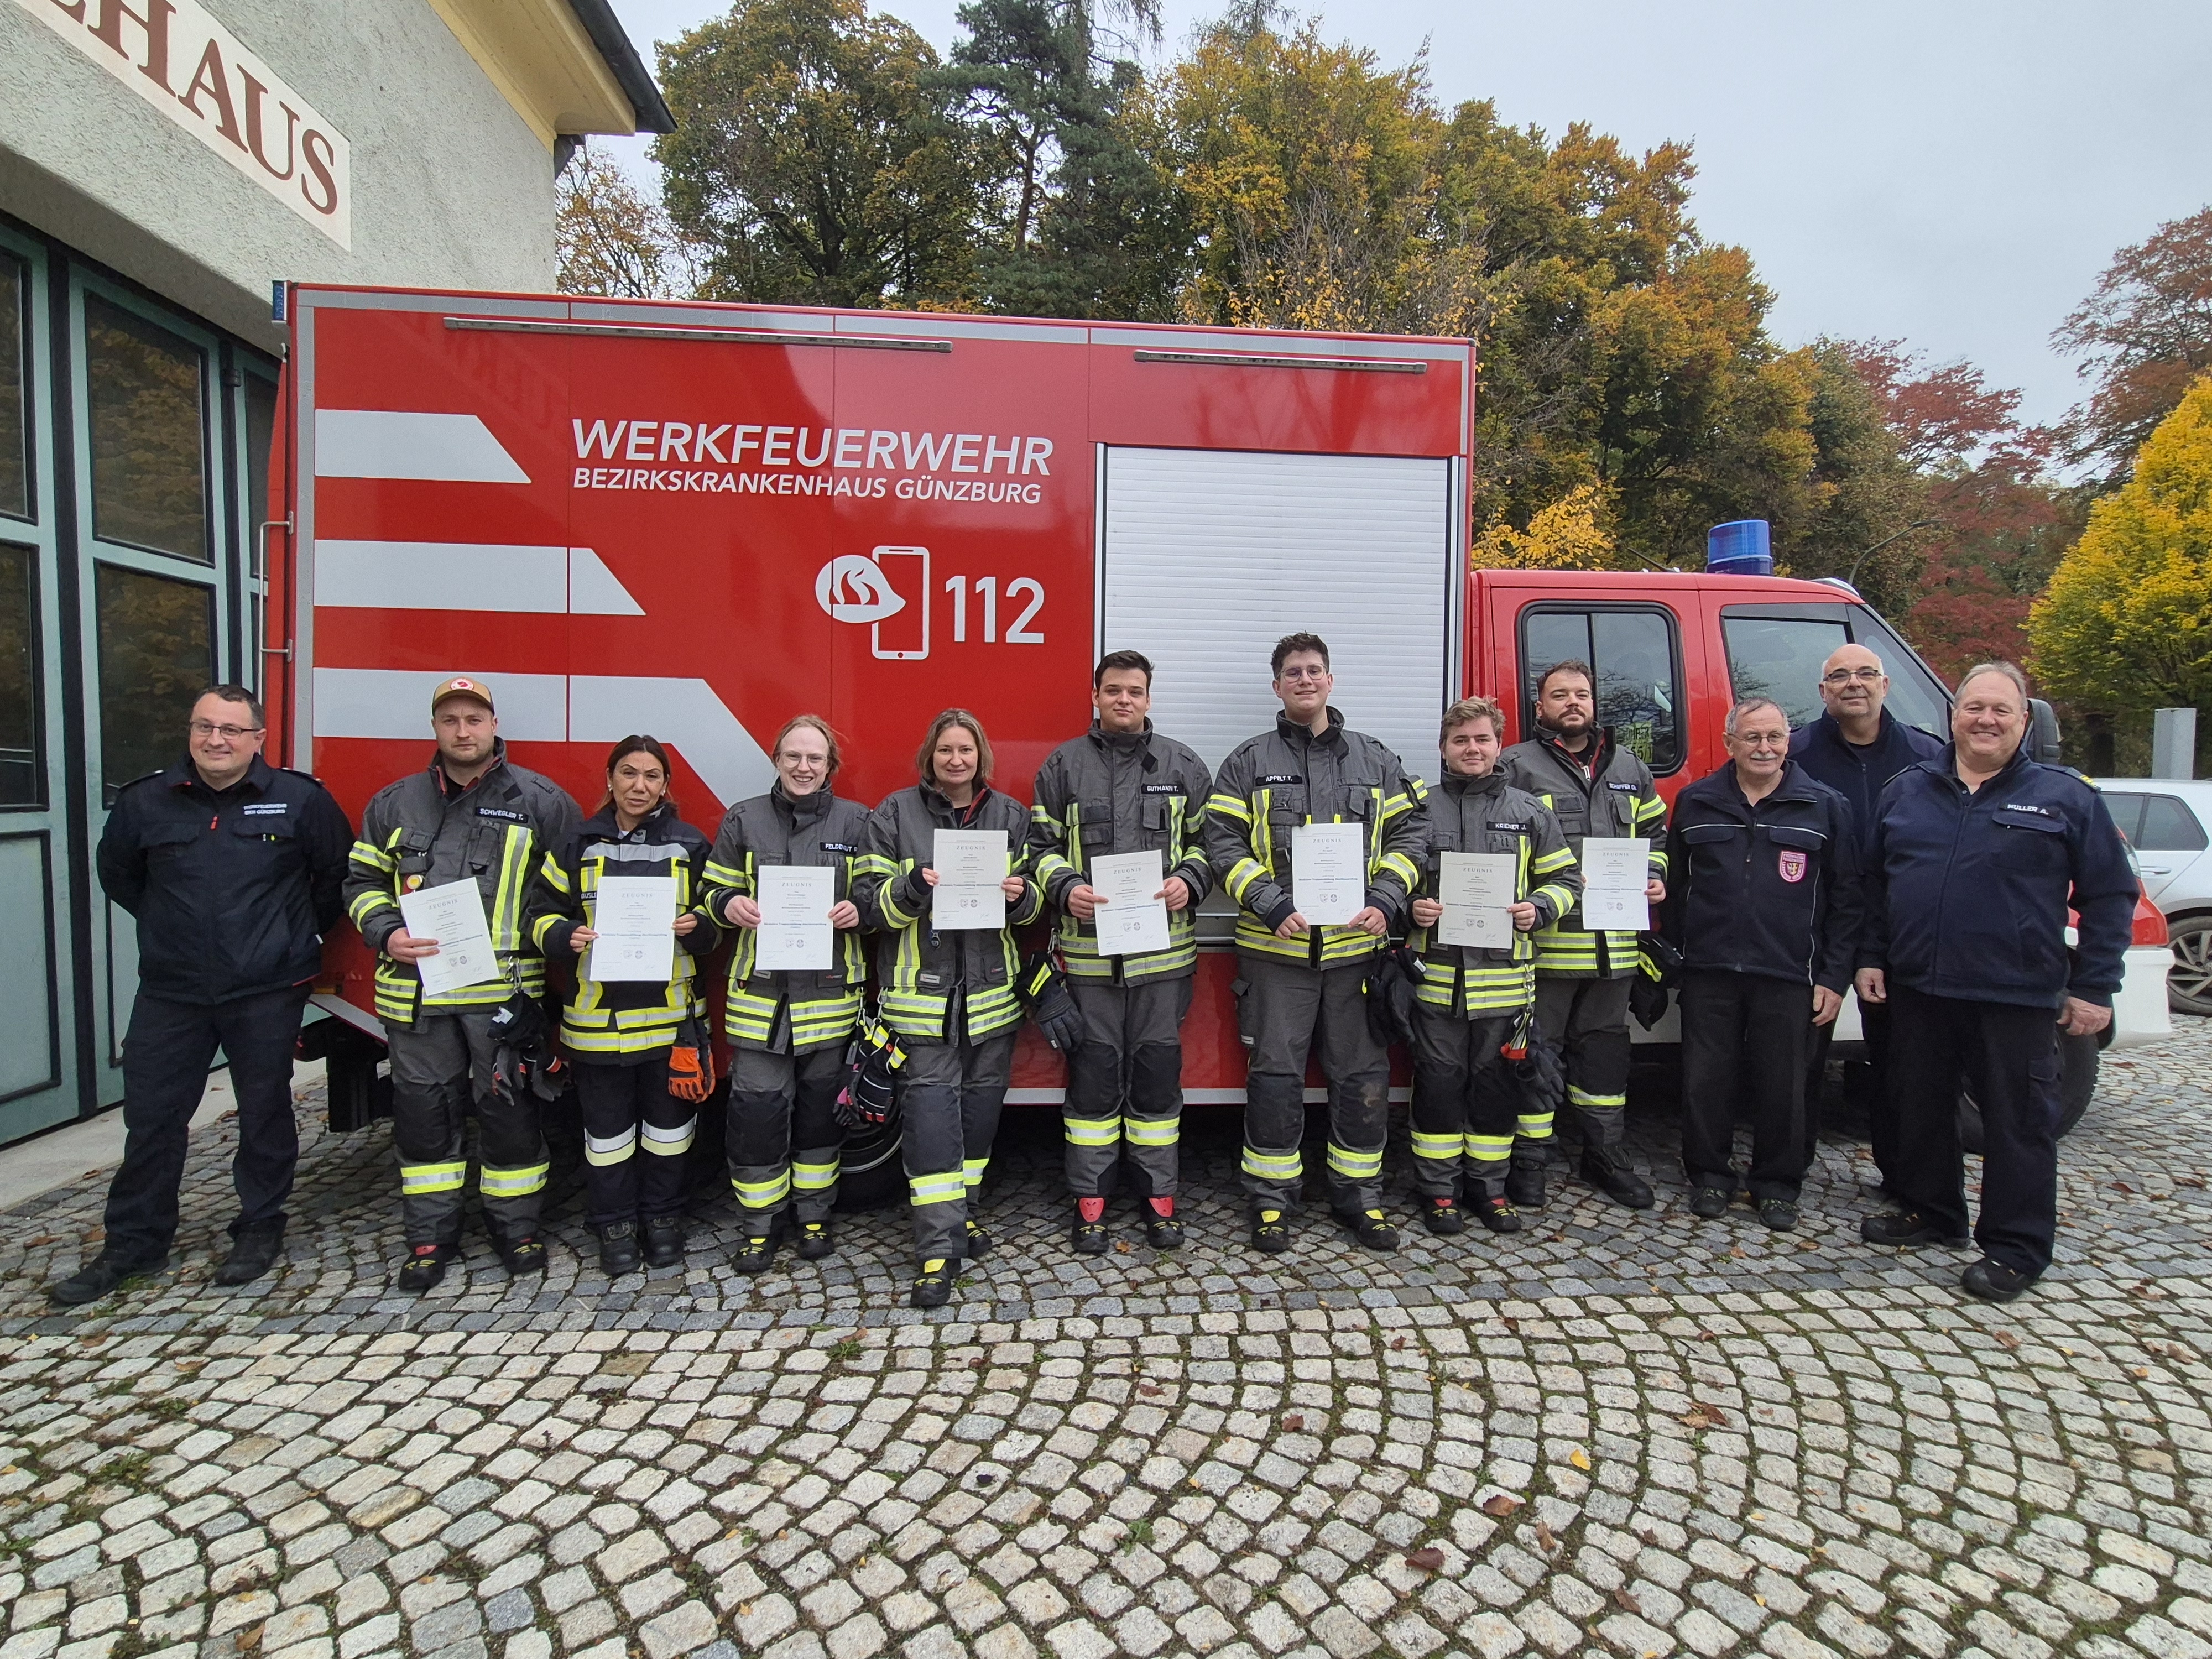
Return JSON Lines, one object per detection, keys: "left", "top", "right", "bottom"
{"left": 1498, "top": 659, "right": 1668, "bottom": 1211}
{"left": 698, "top": 716, "right": 874, "bottom": 1274}
{"left": 1406, "top": 698, "right": 1580, "bottom": 1235}
{"left": 852, "top": 710, "right": 1045, "bottom": 1311}
{"left": 1206, "top": 633, "right": 1428, "bottom": 1254}
{"left": 344, "top": 677, "right": 580, "bottom": 1292}
{"left": 1027, "top": 652, "right": 1215, "bottom": 1255}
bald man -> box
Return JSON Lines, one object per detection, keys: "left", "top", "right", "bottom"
{"left": 1788, "top": 644, "right": 1944, "bottom": 1188}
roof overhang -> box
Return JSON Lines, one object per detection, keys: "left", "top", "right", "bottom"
{"left": 425, "top": 0, "right": 675, "bottom": 151}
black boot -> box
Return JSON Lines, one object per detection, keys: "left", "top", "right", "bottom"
{"left": 1420, "top": 1196, "right": 1466, "bottom": 1236}
{"left": 599, "top": 1221, "right": 642, "bottom": 1276}
{"left": 643, "top": 1217, "right": 684, "bottom": 1268}
{"left": 730, "top": 1225, "right": 778, "bottom": 1275}
{"left": 492, "top": 1233, "right": 549, "bottom": 1277}
{"left": 394, "top": 1243, "right": 452, "bottom": 1295}
{"left": 795, "top": 1221, "right": 834, "bottom": 1261}
{"left": 910, "top": 1258, "right": 953, "bottom": 1309}
{"left": 1579, "top": 1147, "right": 1654, "bottom": 1209}
{"left": 1505, "top": 1161, "right": 1548, "bottom": 1209}
{"left": 964, "top": 1218, "right": 993, "bottom": 1260}
{"left": 1335, "top": 1208, "right": 1400, "bottom": 1251}
{"left": 213, "top": 1228, "right": 283, "bottom": 1287}
{"left": 49, "top": 1253, "right": 168, "bottom": 1307}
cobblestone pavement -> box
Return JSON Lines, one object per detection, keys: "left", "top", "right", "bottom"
{"left": 5, "top": 1016, "right": 2211, "bottom": 1659}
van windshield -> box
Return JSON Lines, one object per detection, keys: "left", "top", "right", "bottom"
{"left": 1720, "top": 602, "right": 1952, "bottom": 742}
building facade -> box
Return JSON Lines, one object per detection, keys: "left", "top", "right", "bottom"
{"left": 0, "top": 0, "right": 672, "bottom": 1141}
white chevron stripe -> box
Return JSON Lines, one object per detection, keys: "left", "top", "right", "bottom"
{"left": 312, "top": 542, "right": 643, "bottom": 615}
{"left": 315, "top": 410, "right": 529, "bottom": 483}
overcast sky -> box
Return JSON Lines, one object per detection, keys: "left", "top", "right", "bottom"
{"left": 604, "top": 1, "right": 2212, "bottom": 429}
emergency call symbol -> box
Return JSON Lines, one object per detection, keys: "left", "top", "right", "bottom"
{"left": 816, "top": 547, "right": 930, "bottom": 661}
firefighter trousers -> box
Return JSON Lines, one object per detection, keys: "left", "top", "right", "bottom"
{"left": 101, "top": 986, "right": 309, "bottom": 1265}
{"left": 899, "top": 1027, "right": 1017, "bottom": 1266}
{"left": 1235, "top": 954, "right": 1390, "bottom": 1214}
{"left": 1065, "top": 977, "right": 1192, "bottom": 1200}
{"left": 1678, "top": 971, "right": 1808, "bottom": 1203}
{"left": 1887, "top": 985, "right": 2060, "bottom": 1278}
{"left": 1532, "top": 975, "right": 1632, "bottom": 1160}
{"left": 1407, "top": 1005, "right": 1520, "bottom": 1201}
{"left": 726, "top": 1041, "right": 847, "bottom": 1225}
{"left": 573, "top": 1051, "right": 695, "bottom": 1229}
{"left": 387, "top": 1010, "right": 549, "bottom": 1246}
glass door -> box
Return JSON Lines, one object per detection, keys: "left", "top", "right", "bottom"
{"left": 0, "top": 229, "right": 84, "bottom": 1140}
{"left": 69, "top": 273, "right": 238, "bottom": 1106}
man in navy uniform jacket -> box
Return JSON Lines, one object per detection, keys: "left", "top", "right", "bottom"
{"left": 1855, "top": 662, "right": 2137, "bottom": 1302}
{"left": 1788, "top": 643, "right": 1944, "bottom": 1186}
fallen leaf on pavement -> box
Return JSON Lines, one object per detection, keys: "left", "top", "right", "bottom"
{"left": 1536, "top": 1521, "right": 1559, "bottom": 1552}
{"left": 1569, "top": 1448, "right": 1591, "bottom": 1470}
{"left": 1613, "top": 1588, "right": 1643, "bottom": 1614}
{"left": 1391, "top": 1336, "right": 1407, "bottom": 1349}
{"left": 1994, "top": 1331, "right": 2021, "bottom": 1350}
{"left": 1405, "top": 1547, "right": 1446, "bottom": 1572}
{"left": 1284, "top": 1413, "right": 1305, "bottom": 1431}
{"left": 1137, "top": 1382, "right": 1163, "bottom": 1396}
{"left": 1482, "top": 1494, "right": 1522, "bottom": 1517}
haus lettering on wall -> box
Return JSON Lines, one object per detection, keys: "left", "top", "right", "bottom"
{"left": 17, "top": 0, "right": 353, "bottom": 248}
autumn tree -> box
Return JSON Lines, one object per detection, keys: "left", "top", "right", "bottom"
{"left": 655, "top": 0, "right": 978, "bottom": 307}
{"left": 2029, "top": 373, "right": 2212, "bottom": 714}
{"left": 2054, "top": 206, "right": 2212, "bottom": 481}
{"left": 556, "top": 143, "right": 700, "bottom": 299}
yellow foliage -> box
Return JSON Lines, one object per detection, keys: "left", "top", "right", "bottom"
{"left": 2028, "top": 373, "right": 2212, "bottom": 710}
{"left": 1473, "top": 485, "right": 1619, "bottom": 570}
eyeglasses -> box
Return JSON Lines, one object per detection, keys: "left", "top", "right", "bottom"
{"left": 1822, "top": 669, "right": 1884, "bottom": 685}
{"left": 1277, "top": 666, "right": 1329, "bottom": 682}
{"left": 189, "top": 721, "right": 264, "bottom": 740}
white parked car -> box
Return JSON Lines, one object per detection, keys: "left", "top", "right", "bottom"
{"left": 2093, "top": 778, "right": 2212, "bottom": 1016}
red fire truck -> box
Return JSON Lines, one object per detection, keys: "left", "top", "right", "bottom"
{"left": 271, "top": 285, "right": 2169, "bottom": 1176}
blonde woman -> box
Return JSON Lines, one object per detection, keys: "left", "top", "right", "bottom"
{"left": 699, "top": 716, "right": 872, "bottom": 1273}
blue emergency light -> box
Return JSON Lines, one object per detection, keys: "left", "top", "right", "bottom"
{"left": 1706, "top": 519, "right": 1773, "bottom": 576}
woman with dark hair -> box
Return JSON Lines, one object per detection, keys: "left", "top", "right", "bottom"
{"left": 853, "top": 709, "right": 1041, "bottom": 1308}
{"left": 527, "top": 736, "right": 721, "bottom": 1275}
{"left": 698, "top": 715, "right": 873, "bottom": 1274}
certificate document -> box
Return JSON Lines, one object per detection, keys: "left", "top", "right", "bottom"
{"left": 1436, "top": 851, "right": 1518, "bottom": 948}
{"left": 1090, "top": 849, "right": 1170, "bottom": 956}
{"left": 755, "top": 865, "right": 836, "bottom": 971}
{"left": 932, "top": 829, "right": 1007, "bottom": 931}
{"left": 589, "top": 875, "right": 678, "bottom": 982}
{"left": 1579, "top": 837, "right": 1651, "bottom": 931}
{"left": 398, "top": 879, "right": 499, "bottom": 997}
{"left": 1293, "top": 822, "right": 1366, "bottom": 927}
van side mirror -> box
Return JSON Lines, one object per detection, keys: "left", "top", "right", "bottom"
{"left": 2027, "top": 698, "right": 2063, "bottom": 765}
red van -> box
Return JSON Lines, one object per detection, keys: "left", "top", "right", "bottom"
{"left": 268, "top": 286, "right": 2167, "bottom": 1159}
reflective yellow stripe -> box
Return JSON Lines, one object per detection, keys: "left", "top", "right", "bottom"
{"left": 909, "top": 1171, "right": 966, "bottom": 1206}
{"left": 400, "top": 1161, "right": 466, "bottom": 1194}
{"left": 1568, "top": 1087, "right": 1626, "bottom": 1109}
{"left": 479, "top": 1162, "right": 547, "bottom": 1197}
{"left": 1517, "top": 1112, "right": 1554, "bottom": 1140}
{"left": 1064, "top": 1115, "right": 1121, "bottom": 1147}
{"left": 1326, "top": 1142, "right": 1383, "bottom": 1178}
{"left": 962, "top": 1157, "right": 989, "bottom": 1191}
{"left": 791, "top": 1160, "right": 838, "bottom": 1192}
{"left": 1464, "top": 1133, "right": 1514, "bottom": 1162}
{"left": 1123, "top": 1115, "right": 1179, "bottom": 1147}
{"left": 641, "top": 1117, "right": 696, "bottom": 1156}
{"left": 585, "top": 1128, "right": 637, "bottom": 1166}
{"left": 1241, "top": 1146, "right": 1302, "bottom": 1180}
{"left": 734, "top": 1170, "right": 792, "bottom": 1206}
{"left": 1410, "top": 1129, "right": 1462, "bottom": 1161}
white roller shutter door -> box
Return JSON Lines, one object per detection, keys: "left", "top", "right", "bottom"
{"left": 1098, "top": 447, "right": 1459, "bottom": 781}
